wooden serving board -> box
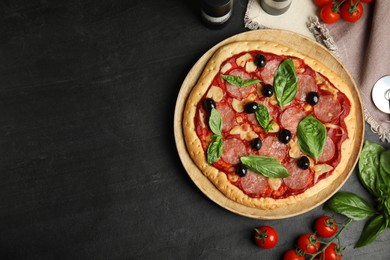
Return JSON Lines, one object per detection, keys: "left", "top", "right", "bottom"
{"left": 174, "top": 29, "right": 364, "bottom": 219}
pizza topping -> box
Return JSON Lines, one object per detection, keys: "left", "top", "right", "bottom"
{"left": 206, "top": 86, "right": 224, "bottom": 102}
{"left": 221, "top": 138, "right": 247, "bottom": 164}
{"left": 288, "top": 137, "right": 302, "bottom": 158}
{"left": 313, "top": 163, "right": 333, "bottom": 183}
{"left": 278, "top": 129, "right": 292, "bottom": 144}
{"left": 208, "top": 108, "right": 223, "bottom": 135}
{"left": 232, "top": 94, "right": 257, "bottom": 112}
{"left": 221, "top": 62, "right": 232, "bottom": 74}
{"left": 240, "top": 155, "right": 290, "bottom": 178}
{"left": 268, "top": 178, "right": 282, "bottom": 191}
{"left": 258, "top": 136, "right": 288, "bottom": 161}
{"left": 222, "top": 73, "right": 261, "bottom": 88}
{"left": 251, "top": 137, "right": 262, "bottom": 151}
{"left": 240, "top": 170, "right": 268, "bottom": 195}
{"left": 318, "top": 136, "right": 336, "bottom": 163}
{"left": 255, "top": 104, "right": 274, "bottom": 133}
{"left": 274, "top": 59, "right": 298, "bottom": 107}
{"left": 244, "top": 101, "right": 259, "bottom": 114}
{"left": 298, "top": 156, "right": 310, "bottom": 170}
{"left": 229, "top": 123, "right": 258, "bottom": 141}
{"left": 280, "top": 106, "right": 307, "bottom": 134}
{"left": 223, "top": 69, "right": 259, "bottom": 99}
{"left": 254, "top": 54, "right": 267, "bottom": 68}
{"left": 297, "top": 115, "right": 327, "bottom": 161}
{"left": 236, "top": 53, "right": 252, "bottom": 67}
{"left": 262, "top": 84, "right": 274, "bottom": 97}
{"left": 245, "top": 60, "right": 257, "bottom": 73}
{"left": 283, "top": 160, "right": 313, "bottom": 190}
{"left": 207, "top": 134, "right": 223, "bottom": 164}
{"left": 260, "top": 59, "right": 280, "bottom": 84}
{"left": 306, "top": 91, "right": 320, "bottom": 106}
{"left": 296, "top": 74, "right": 318, "bottom": 101}
{"left": 217, "top": 103, "right": 236, "bottom": 132}
{"left": 314, "top": 95, "right": 342, "bottom": 123}
{"left": 236, "top": 163, "right": 248, "bottom": 177}
{"left": 203, "top": 98, "right": 216, "bottom": 112}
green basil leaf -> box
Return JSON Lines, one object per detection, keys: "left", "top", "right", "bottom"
{"left": 297, "top": 115, "right": 326, "bottom": 162}
{"left": 380, "top": 149, "right": 390, "bottom": 175}
{"left": 207, "top": 135, "right": 223, "bottom": 164}
{"left": 255, "top": 104, "right": 273, "bottom": 133}
{"left": 221, "top": 74, "right": 260, "bottom": 88}
{"left": 240, "top": 155, "right": 289, "bottom": 178}
{"left": 209, "top": 108, "right": 222, "bottom": 135}
{"left": 378, "top": 164, "right": 390, "bottom": 198}
{"left": 358, "top": 141, "right": 385, "bottom": 197}
{"left": 274, "top": 59, "right": 297, "bottom": 107}
{"left": 355, "top": 214, "right": 387, "bottom": 248}
{"left": 324, "top": 191, "right": 376, "bottom": 220}
{"left": 241, "top": 78, "right": 261, "bottom": 87}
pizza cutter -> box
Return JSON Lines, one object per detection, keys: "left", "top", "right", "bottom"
{"left": 372, "top": 76, "right": 390, "bottom": 114}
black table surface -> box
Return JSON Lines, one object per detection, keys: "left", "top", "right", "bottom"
{"left": 1, "top": 0, "right": 389, "bottom": 259}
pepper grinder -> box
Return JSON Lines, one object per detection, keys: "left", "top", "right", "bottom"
{"left": 260, "top": 0, "right": 292, "bottom": 15}
{"left": 201, "top": 0, "right": 233, "bottom": 29}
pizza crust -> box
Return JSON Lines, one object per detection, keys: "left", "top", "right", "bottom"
{"left": 183, "top": 40, "right": 356, "bottom": 210}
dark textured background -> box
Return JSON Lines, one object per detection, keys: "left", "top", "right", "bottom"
{"left": 0, "top": 0, "right": 389, "bottom": 259}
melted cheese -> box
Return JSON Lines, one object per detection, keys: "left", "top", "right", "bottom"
{"left": 230, "top": 123, "right": 258, "bottom": 141}
{"left": 313, "top": 164, "right": 333, "bottom": 183}
{"left": 232, "top": 94, "right": 256, "bottom": 112}
{"left": 206, "top": 86, "right": 224, "bottom": 102}
{"left": 221, "top": 63, "right": 232, "bottom": 74}
{"left": 268, "top": 178, "right": 282, "bottom": 191}
{"left": 236, "top": 53, "right": 252, "bottom": 67}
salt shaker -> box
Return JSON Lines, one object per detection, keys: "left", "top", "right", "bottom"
{"left": 260, "top": 0, "right": 292, "bottom": 15}
{"left": 201, "top": 0, "right": 233, "bottom": 29}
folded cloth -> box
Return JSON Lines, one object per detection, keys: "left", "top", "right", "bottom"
{"left": 244, "top": 0, "right": 317, "bottom": 39}
{"left": 245, "top": 0, "right": 390, "bottom": 142}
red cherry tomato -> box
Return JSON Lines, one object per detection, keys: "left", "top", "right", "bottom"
{"left": 340, "top": 0, "right": 364, "bottom": 22}
{"left": 283, "top": 249, "right": 305, "bottom": 260}
{"left": 320, "top": 3, "right": 340, "bottom": 24}
{"left": 313, "top": 0, "right": 332, "bottom": 7}
{"left": 315, "top": 216, "right": 338, "bottom": 238}
{"left": 254, "top": 226, "right": 278, "bottom": 249}
{"left": 297, "top": 233, "right": 320, "bottom": 254}
{"left": 319, "top": 242, "right": 343, "bottom": 260}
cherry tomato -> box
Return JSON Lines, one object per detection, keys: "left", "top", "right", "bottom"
{"left": 315, "top": 216, "right": 338, "bottom": 238}
{"left": 320, "top": 3, "right": 340, "bottom": 24}
{"left": 297, "top": 233, "right": 320, "bottom": 254}
{"left": 254, "top": 226, "right": 278, "bottom": 249}
{"left": 340, "top": 0, "right": 364, "bottom": 22}
{"left": 313, "top": 0, "right": 332, "bottom": 7}
{"left": 319, "top": 242, "right": 343, "bottom": 260}
{"left": 283, "top": 249, "right": 305, "bottom": 260}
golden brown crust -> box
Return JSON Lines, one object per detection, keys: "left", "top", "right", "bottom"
{"left": 183, "top": 40, "right": 356, "bottom": 210}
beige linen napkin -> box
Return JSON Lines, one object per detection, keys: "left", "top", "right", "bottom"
{"left": 245, "top": 0, "right": 390, "bottom": 142}
{"left": 244, "top": 0, "right": 317, "bottom": 39}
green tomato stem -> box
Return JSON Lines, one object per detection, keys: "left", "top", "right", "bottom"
{"left": 309, "top": 218, "right": 352, "bottom": 260}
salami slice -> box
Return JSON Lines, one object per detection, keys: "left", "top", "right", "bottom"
{"left": 296, "top": 74, "right": 317, "bottom": 101}
{"left": 217, "top": 103, "right": 236, "bottom": 132}
{"left": 221, "top": 138, "right": 247, "bottom": 165}
{"left": 258, "top": 136, "right": 288, "bottom": 161}
{"left": 240, "top": 170, "right": 268, "bottom": 195}
{"left": 318, "top": 136, "right": 336, "bottom": 163}
{"left": 259, "top": 59, "right": 280, "bottom": 84}
{"left": 225, "top": 69, "right": 255, "bottom": 99}
{"left": 314, "top": 95, "right": 342, "bottom": 123}
{"left": 283, "top": 160, "right": 313, "bottom": 190}
{"left": 280, "top": 106, "right": 307, "bottom": 134}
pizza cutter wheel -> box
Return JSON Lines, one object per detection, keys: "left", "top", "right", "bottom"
{"left": 372, "top": 75, "right": 390, "bottom": 114}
